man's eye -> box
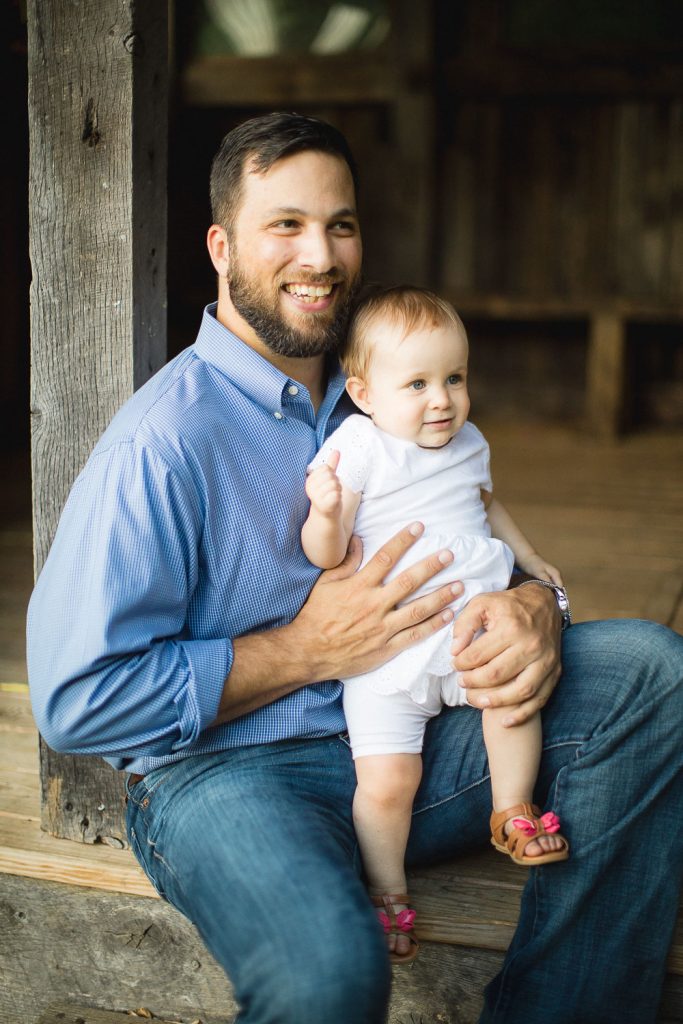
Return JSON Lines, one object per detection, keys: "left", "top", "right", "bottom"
{"left": 330, "top": 220, "right": 356, "bottom": 234}
{"left": 409, "top": 380, "right": 426, "bottom": 391}
{"left": 273, "top": 220, "right": 299, "bottom": 230}
{"left": 448, "top": 374, "right": 463, "bottom": 385}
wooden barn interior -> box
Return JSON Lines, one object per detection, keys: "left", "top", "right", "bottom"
{"left": 1, "top": 1, "right": 682, "bottom": 1021}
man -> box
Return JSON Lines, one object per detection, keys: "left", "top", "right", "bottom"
{"left": 28, "top": 112, "right": 683, "bottom": 1023}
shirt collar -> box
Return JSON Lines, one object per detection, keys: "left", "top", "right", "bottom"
{"left": 193, "top": 302, "right": 347, "bottom": 415}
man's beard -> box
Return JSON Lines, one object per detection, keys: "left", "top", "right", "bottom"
{"left": 228, "top": 263, "right": 360, "bottom": 359}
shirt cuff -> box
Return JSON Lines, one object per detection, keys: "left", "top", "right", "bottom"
{"left": 172, "top": 638, "right": 233, "bottom": 750}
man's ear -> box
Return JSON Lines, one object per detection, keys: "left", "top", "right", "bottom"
{"left": 346, "top": 377, "right": 373, "bottom": 415}
{"left": 207, "top": 224, "right": 230, "bottom": 277}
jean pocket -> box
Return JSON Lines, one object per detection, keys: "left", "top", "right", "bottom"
{"left": 129, "top": 824, "right": 167, "bottom": 900}
{"left": 125, "top": 773, "right": 149, "bottom": 808}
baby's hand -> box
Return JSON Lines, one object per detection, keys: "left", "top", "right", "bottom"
{"left": 520, "top": 553, "right": 564, "bottom": 587}
{"left": 306, "top": 451, "right": 343, "bottom": 519}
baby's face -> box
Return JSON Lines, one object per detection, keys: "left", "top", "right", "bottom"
{"left": 354, "top": 322, "right": 470, "bottom": 448}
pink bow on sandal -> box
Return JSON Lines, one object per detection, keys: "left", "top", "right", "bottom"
{"left": 512, "top": 811, "right": 562, "bottom": 836}
{"left": 372, "top": 893, "right": 419, "bottom": 964}
{"left": 378, "top": 907, "right": 416, "bottom": 934}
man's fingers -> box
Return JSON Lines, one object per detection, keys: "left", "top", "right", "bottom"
{"left": 486, "top": 663, "right": 560, "bottom": 726}
{"left": 464, "top": 644, "right": 561, "bottom": 713}
{"left": 386, "top": 595, "right": 456, "bottom": 655}
{"left": 361, "top": 526, "right": 458, "bottom": 613}
{"left": 453, "top": 622, "right": 509, "bottom": 675}
{"left": 451, "top": 598, "right": 490, "bottom": 659}
{"left": 357, "top": 522, "right": 427, "bottom": 585}
{"left": 451, "top": 626, "right": 476, "bottom": 657}
{"left": 458, "top": 643, "right": 522, "bottom": 698}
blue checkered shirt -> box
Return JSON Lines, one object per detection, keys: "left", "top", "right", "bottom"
{"left": 27, "top": 304, "right": 355, "bottom": 773}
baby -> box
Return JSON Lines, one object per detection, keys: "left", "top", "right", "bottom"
{"left": 302, "top": 285, "right": 569, "bottom": 963}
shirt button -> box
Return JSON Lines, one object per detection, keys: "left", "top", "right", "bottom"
{"left": 287, "top": 385, "right": 299, "bottom": 396}
{"left": 274, "top": 411, "right": 283, "bottom": 420}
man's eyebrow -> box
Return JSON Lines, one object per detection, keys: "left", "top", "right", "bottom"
{"left": 265, "top": 206, "right": 358, "bottom": 219}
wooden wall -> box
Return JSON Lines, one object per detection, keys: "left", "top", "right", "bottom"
{"left": 5, "top": 2, "right": 683, "bottom": 451}
{"left": 166, "top": 1, "right": 683, "bottom": 427}
{"left": 427, "top": 2, "right": 683, "bottom": 426}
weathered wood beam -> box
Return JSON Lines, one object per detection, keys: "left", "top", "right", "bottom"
{"left": 386, "top": 0, "right": 437, "bottom": 285}
{"left": 182, "top": 53, "right": 398, "bottom": 107}
{"left": 443, "top": 54, "right": 683, "bottom": 99}
{"left": 38, "top": 1006, "right": 181, "bottom": 1024}
{"left": 3, "top": 872, "right": 682, "bottom": 1024}
{"left": 27, "top": 0, "right": 168, "bottom": 842}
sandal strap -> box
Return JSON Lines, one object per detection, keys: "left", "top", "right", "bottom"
{"left": 372, "top": 894, "right": 417, "bottom": 934}
{"left": 490, "top": 803, "right": 540, "bottom": 846}
{"left": 372, "top": 893, "right": 411, "bottom": 909}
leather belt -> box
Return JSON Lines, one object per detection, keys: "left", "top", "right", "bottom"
{"left": 128, "top": 773, "right": 145, "bottom": 786}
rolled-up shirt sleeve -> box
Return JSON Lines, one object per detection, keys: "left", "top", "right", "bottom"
{"left": 27, "top": 440, "right": 230, "bottom": 760}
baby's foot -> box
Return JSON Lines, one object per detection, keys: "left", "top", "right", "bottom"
{"left": 490, "top": 803, "right": 569, "bottom": 864}
{"left": 372, "top": 894, "right": 419, "bottom": 963}
{"left": 504, "top": 813, "right": 566, "bottom": 858}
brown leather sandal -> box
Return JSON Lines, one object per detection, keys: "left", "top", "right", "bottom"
{"left": 490, "top": 802, "right": 570, "bottom": 866}
{"left": 372, "top": 893, "right": 419, "bottom": 964}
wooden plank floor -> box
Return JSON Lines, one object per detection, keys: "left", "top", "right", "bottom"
{"left": 1, "top": 424, "right": 682, "bottom": 957}
{"left": 485, "top": 421, "right": 683, "bottom": 629}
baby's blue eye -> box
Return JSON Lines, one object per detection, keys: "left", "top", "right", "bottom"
{"left": 448, "top": 374, "right": 463, "bottom": 385}
{"left": 409, "top": 380, "right": 426, "bottom": 391}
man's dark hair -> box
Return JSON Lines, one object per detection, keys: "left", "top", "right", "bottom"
{"left": 210, "top": 111, "right": 359, "bottom": 232}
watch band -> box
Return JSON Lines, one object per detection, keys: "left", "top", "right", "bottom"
{"left": 516, "top": 579, "right": 572, "bottom": 631}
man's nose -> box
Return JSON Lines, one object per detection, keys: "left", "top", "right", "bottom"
{"left": 297, "top": 227, "right": 335, "bottom": 273}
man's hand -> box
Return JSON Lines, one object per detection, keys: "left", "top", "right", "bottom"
{"left": 452, "top": 583, "right": 562, "bottom": 726}
{"left": 290, "top": 522, "right": 462, "bottom": 684}
{"left": 218, "top": 523, "right": 462, "bottom": 724}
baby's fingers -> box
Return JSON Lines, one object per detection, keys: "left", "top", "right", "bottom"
{"left": 326, "top": 449, "right": 341, "bottom": 471}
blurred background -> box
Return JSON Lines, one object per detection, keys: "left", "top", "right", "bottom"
{"left": 1, "top": 0, "right": 682, "bottom": 687}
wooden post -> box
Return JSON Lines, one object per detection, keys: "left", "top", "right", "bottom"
{"left": 389, "top": 0, "right": 436, "bottom": 284}
{"left": 586, "top": 312, "right": 627, "bottom": 438}
{"left": 27, "top": 0, "right": 168, "bottom": 843}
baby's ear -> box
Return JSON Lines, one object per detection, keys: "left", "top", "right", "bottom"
{"left": 345, "top": 376, "right": 372, "bottom": 415}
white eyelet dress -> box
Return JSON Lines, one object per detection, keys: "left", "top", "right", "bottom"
{"left": 308, "top": 415, "right": 514, "bottom": 708}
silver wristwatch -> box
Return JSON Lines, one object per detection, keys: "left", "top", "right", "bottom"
{"left": 517, "top": 579, "right": 572, "bottom": 631}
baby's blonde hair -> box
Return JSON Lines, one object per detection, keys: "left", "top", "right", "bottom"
{"left": 340, "top": 285, "right": 467, "bottom": 380}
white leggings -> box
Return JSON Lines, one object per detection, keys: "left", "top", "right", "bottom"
{"left": 343, "top": 676, "right": 470, "bottom": 759}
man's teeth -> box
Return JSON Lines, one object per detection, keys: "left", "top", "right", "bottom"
{"left": 284, "top": 283, "right": 333, "bottom": 299}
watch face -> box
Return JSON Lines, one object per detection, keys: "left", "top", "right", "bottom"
{"left": 554, "top": 587, "right": 571, "bottom": 627}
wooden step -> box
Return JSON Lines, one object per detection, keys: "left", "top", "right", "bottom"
{"left": 2, "top": 692, "right": 683, "bottom": 1022}
{"left": 1, "top": 687, "right": 681, "bottom": 969}
{"left": 37, "top": 1005, "right": 189, "bottom": 1024}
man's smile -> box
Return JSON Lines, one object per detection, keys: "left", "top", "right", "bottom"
{"left": 282, "top": 280, "right": 339, "bottom": 310}
{"left": 284, "top": 282, "right": 334, "bottom": 298}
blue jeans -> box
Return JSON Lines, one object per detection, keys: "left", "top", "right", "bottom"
{"left": 126, "top": 620, "right": 683, "bottom": 1023}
